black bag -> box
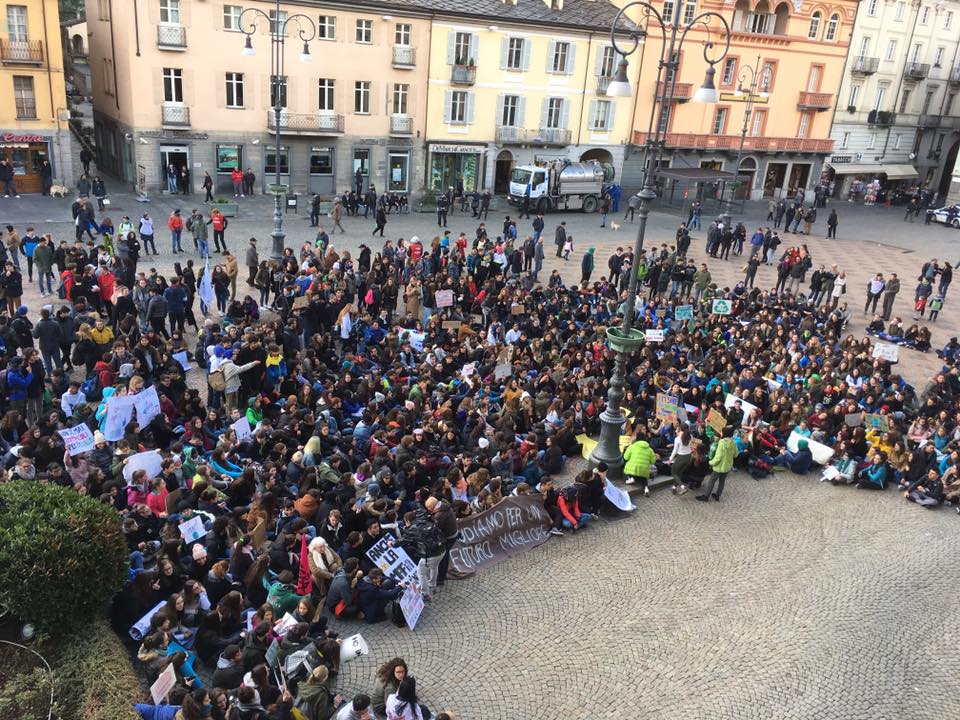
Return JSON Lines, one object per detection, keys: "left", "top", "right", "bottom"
{"left": 388, "top": 599, "right": 406, "bottom": 628}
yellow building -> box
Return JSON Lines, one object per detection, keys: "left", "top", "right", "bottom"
{"left": 0, "top": 0, "right": 73, "bottom": 194}
{"left": 423, "top": 0, "right": 638, "bottom": 194}
{"left": 622, "top": 0, "right": 857, "bottom": 203}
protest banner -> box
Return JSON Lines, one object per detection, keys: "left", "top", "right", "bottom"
{"left": 674, "top": 304, "right": 694, "bottom": 320}
{"left": 786, "top": 431, "right": 834, "bottom": 465}
{"left": 655, "top": 308, "right": 668, "bottom": 318}
{"left": 705, "top": 409, "right": 727, "bottom": 434}
{"left": 151, "top": 663, "right": 177, "bottom": 704}
{"left": 132, "top": 385, "right": 161, "bottom": 427}
{"left": 603, "top": 480, "right": 635, "bottom": 512}
{"left": 404, "top": 331, "right": 425, "bottom": 351}
{"left": 365, "top": 533, "right": 418, "bottom": 586}
{"left": 122, "top": 450, "right": 163, "bottom": 482}
{"left": 712, "top": 298, "right": 732, "bottom": 315}
{"left": 339, "top": 633, "right": 369, "bottom": 663}
{"left": 435, "top": 289, "right": 454, "bottom": 308}
{"left": 58, "top": 424, "right": 95, "bottom": 456}
{"left": 441, "top": 320, "right": 461, "bottom": 331}
{"left": 102, "top": 395, "right": 134, "bottom": 442}
{"left": 865, "top": 413, "right": 890, "bottom": 433}
{"left": 656, "top": 393, "right": 681, "bottom": 422}
{"left": 233, "top": 416, "right": 253, "bottom": 442}
{"left": 872, "top": 342, "right": 899, "bottom": 362}
{"left": 494, "top": 362, "right": 512, "bottom": 380}
{"left": 447, "top": 495, "right": 552, "bottom": 576}
{"left": 399, "top": 583, "right": 425, "bottom": 630}
{"left": 172, "top": 351, "right": 192, "bottom": 371}
{"left": 577, "top": 433, "right": 631, "bottom": 460}
{"left": 645, "top": 329, "right": 664, "bottom": 342}
{"left": 178, "top": 515, "right": 206, "bottom": 544}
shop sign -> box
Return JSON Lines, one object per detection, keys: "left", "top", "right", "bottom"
{"left": 430, "top": 144, "right": 482, "bottom": 154}
{"left": 829, "top": 155, "right": 853, "bottom": 164}
{"left": 1, "top": 133, "right": 47, "bottom": 143}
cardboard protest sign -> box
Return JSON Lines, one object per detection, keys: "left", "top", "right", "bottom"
{"left": 265, "top": 639, "right": 281, "bottom": 668}
{"left": 102, "top": 395, "right": 134, "bottom": 442}
{"left": 405, "top": 331, "right": 425, "bottom": 351}
{"left": 655, "top": 308, "right": 668, "bottom": 318}
{"left": 786, "top": 430, "right": 834, "bottom": 465}
{"left": 172, "top": 351, "right": 192, "bottom": 371}
{"left": 339, "top": 634, "right": 369, "bottom": 663}
{"left": 712, "top": 298, "right": 732, "bottom": 315}
{"left": 706, "top": 409, "right": 727, "bottom": 434}
{"left": 865, "top": 413, "right": 889, "bottom": 433}
{"left": 233, "top": 416, "right": 253, "bottom": 442}
{"left": 604, "top": 480, "right": 635, "bottom": 511}
{"left": 365, "top": 533, "right": 418, "bottom": 586}
{"left": 178, "top": 515, "right": 206, "bottom": 544}
{"left": 441, "top": 320, "right": 461, "bottom": 330}
{"left": 58, "top": 424, "right": 95, "bottom": 456}
{"left": 872, "top": 342, "right": 899, "bottom": 362}
{"left": 435, "top": 289, "right": 454, "bottom": 308}
{"left": 292, "top": 295, "right": 310, "bottom": 310}
{"left": 132, "top": 386, "right": 161, "bottom": 427}
{"left": 845, "top": 412, "right": 864, "bottom": 427}
{"left": 511, "top": 304, "right": 525, "bottom": 315}
{"left": 447, "top": 495, "right": 552, "bottom": 576}
{"left": 494, "top": 362, "right": 512, "bottom": 380}
{"left": 150, "top": 663, "right": 177, "bottom": 704}
{"left": 674, "top": 305, "right": 694, "bottom": 320}
{"left": 656, "top": 393, "right": 681, "bottom": 421}
{"left": 122, "top": 450, "right": 163, "bottom": 482}
{"left": 399, "top": 583, "right": 425, "bottom": 630}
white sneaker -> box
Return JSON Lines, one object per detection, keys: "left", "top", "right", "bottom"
{"left": 644, "top": 487, "right": 651, "bottom": 497}
{"left": 549, "top": 528, "right": 564, "bottom": 536}
{"left": 678, "top": 485, "right": 688, "bottom": 495}
{"left": 624, "top": 478, "right": 635, "bottom": 485}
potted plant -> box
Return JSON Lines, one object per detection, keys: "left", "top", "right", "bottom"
{"left": 210, "top": 197, "right": 239, "bottom": 217}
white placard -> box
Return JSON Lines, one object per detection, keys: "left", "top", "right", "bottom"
{"left": 494, "top": 362, "right": 512, "bottom": 380}
{"left": 233, "top": 416, "right": 253, "bottom": 442}
{"left": 123, "top": 450, "right": 163, "bottom": 482}
{"left": 872, "top": 342, "right": 899, "bottom": 362}
{"left": 173, "top": 351, "right": 192, "bottom": 371}
{"left": 405, "top": 331, "right": 425, "bottom": 352}
{"left": 178, "top": 515, "right": 206, "bottom": 544}
{"left": 132, "top": 385, "right": 161, "bottom": 427}
{"left": 645, "top": 329, "right": 664, "bottom": 342}
{"left": 399, "top": 583, "right": 425, "bottom": 630}
{"left": 339, "top": 633, "right": 369, "bottom": 663}
{"left": 435, "top": 289, "right": 454, "bottom": 308}
{"left": 150, "top": 663, "right": 177, "bottom": 705}
{"left": 604, "top": 480, "right": 636, "bottom": 511}
{"left": 365, "top": 533, "right": 418, "bottom": 586}
{"left": 102, "top": 395, "right": 135, "bottom": 441}
{"left": 273, "top": 612, "right": 298, "bottom": 637}
{"left": 786, "top": 430, "right": 835, "bottom": 465}
{"left": 724, "top": 393, "right": 759, "bottom": 422}
{"left": 58, "top": 424, "right": 95, "bottom": 456}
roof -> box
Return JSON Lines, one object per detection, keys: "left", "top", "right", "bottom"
{"left": 310, "top": 0, "right": 633, "bottom": 33}
{"left": 658, "top": 168, "right": 737, "bottom": 182}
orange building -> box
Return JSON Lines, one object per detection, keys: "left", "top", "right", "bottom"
{"left": 619, "top": 0, "right": 857, "bottom": 207}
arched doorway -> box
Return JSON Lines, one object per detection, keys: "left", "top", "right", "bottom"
{"left": 494, "top": 150, "right": 513, "bottom": 195}
{"left": 580, "top": 148, "right": 615, "bottom": 182}
{"left": 937, "top": 139, "right": 960, "bottom": 201}
{"left": 734, "top": 157, "right": 757, "bottom": 200}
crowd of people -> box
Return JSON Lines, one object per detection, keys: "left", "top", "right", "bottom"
{"left": 1, "top": 183, "right": 959, "bottom": 720}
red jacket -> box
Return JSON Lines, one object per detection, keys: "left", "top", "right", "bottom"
{"left": 98, "top": 271, "right": 115, "bottom": 301}
{"left": 557, "top": 495, "right": 581, "bottom": 526}
{"left": 231, "top": 169, "right": 243, "bottom": 185}
{"left": 210, "top": 211, "right": 227, "bottom": 231}
{"left": 94, "top": 360, "right": 115, "bottom": 389}
{"left": 167, "top": 214, "right": 183, "bottom": 232}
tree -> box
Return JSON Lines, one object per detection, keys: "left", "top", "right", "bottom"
{"left": 0, "top": 481, "right": 127, "bottom": 635}
{"left": 58, "top": 0, "right": 84, "bottom": 21}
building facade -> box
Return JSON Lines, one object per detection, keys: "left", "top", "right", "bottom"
{"left": 87, "top": 0, "right": 430, "bottom": 196}
{"left": 827, "top": 0, "right": 960, "bottom": 201}
{"left": 622, "top": 0, "right": 856, "bottom": 204}
{"left": 0, "top": 0, "right": 73, "bottom": 193}
{"left": 60, "top": 14, "right": 90, "bottom": 97}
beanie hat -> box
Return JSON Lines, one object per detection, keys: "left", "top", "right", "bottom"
{"left": 17, "top": 305, "right": 27, "bottom": 316}
{"left": 798, "top": 439, "right": 809, "bottom": 449}
{"left": 478, "top": 437, "right": 490, "bottom": 449}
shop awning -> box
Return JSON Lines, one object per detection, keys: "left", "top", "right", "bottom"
{"left": 828, "top": 163, "right": 918, "bottom": 179}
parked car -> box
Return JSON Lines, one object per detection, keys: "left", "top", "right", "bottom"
{"left": 930, "top": 205, "right": 960, "bottom": 228}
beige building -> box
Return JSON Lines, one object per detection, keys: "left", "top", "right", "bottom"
{"left": 87, "top": 0, "right": 429, "bottom": 196}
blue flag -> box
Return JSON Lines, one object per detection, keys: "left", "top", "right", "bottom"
{"left": 198, "top": 259, "right": 214, "bottom": 308}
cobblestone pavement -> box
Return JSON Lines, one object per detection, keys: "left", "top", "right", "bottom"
{"left": 327, "top": 475, "right": 960, "bottom": 720}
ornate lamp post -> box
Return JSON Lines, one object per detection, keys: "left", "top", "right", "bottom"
{"left": 726, "top": 55, "right": 769, "bottom": 215}
{"left": 240, "top": 2, "right": 316, "bottom": 260}
{"left": 590, "top": 1, "right": 731, "bottom": 478}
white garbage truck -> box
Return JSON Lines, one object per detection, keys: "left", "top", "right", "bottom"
{"left": 507, "top": 160, "right": 611, "bottom": 213}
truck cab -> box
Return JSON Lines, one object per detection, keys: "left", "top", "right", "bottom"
{"left": 508, "top": 166, "right": 547, "bottom": 207}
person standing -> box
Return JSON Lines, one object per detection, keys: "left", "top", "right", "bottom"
{"left": 826, "top": 208, "right": 838, "bottom": 239}
{"left": 554, "top": 221, "right": 567, "bottom": 258}
{"left": 881, "top": 272, "right": 900, "bottom": 321}
{"left": 625, "top": 193, "right": 639, "bottom": 222}
{"left": 697, "top": 427, "right": 736, "bottom": 502}
{"left": 138, "top": 213, "right": 156, "bottom": 256}
{"left": 178, "top": 165, "right": 190, "bottom": 195}
{"left": 80, "top": 147, "right": 93, "bottom": 176}
{"left": 914, "top": 278, "right": 933, "bottom": 320}
{"left": 310, "top": 193, "right": 321, "bottom": 227}
{"left": 599, "top": 194, "right": 610, "bottom": 228}
{"left": 224, "top": 250, "right": 239, "bottom": 301}
{"left": 230, "top": 167, "right": 243, "bottom": 197}
{"left": 864, "top": 273, "right": 885, "bottom": 315}
{"left": 209, "top": 208, "right": 228, "bottom": 253}
{"left": 166, "top": 164, "right": 178, "bottom": 195}
{"left": 245, "top": 238, "right": 258, "bottom": 286}
{"left": 531, "top": 212, "right": 544, "bottom": 244}
{"left": 803, "top": 206, "right": 817, "bottom": 235}
{"left": 34, "top": 235, "right": 54, "bottom": 297}
{"left": 372, "top": 203, "right": 387, "bottom": 238}
{"left": 163, "top": 277, "right": 187, "bottom": 334}
{"left": 331, "top": 199, "right": 345, "bottom": 234}
{"left": 436, "top": 191, "right": 449, "bottom": 228}
{"left": 146, "top": 287, "right": 169, "bottom": 338}
{"left": 522, "top": 235, "right": 535, "bottom": 272}
{"left": 580, "top": 248, "right": 595, "bottom": 286}
{"left": 189, "top": 210, "right": 209, "bottom": 259}
{"left": 608, "top": 247, "right": 624, "bottom": 286}
{"left": 243, "top": 167, "right": 256, "bottom": 196}
{"left": 354, "top": 167, "right": 364, "bottom": 196}
{"left": 202, "top": 172, "right": 214, "bottom": 202}
{"left": 532, "top": 235, "right": 544, "bottom": 282}
{"left": 938, "top": 262, "right": 952, "bottom": 298}
{"left": 168, "top": 209, "right": 184, "bottom": 254}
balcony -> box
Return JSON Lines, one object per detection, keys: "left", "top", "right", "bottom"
{"left": 451, "top": 64, "right": 476, "bottom": 86}
{"left": 850, "top": 56, "right": 879, "bottom": 75}
{"left": 905, "top": 62, "right": 930, "bottom": 80}
{"left": 267, "top": 111, "right": 344, "bottom": 134}
{"left": 918, "top": 114, "right": 941, "bottom": 128}
{"left": 157, "top": 25, "right": 187, "bottom": 49}
{"left": 656, "top": 81, "right": 693, "bottom": 103}
{"left": 797, "top": 91, "right": 833, "bottom": 111}
{"left": 0, "top": 38, "right": 43, "bottom": 64}
{"left": 596, "top": 75, "right": 613, "bottom": 95}
{"left": 390, "top": 114, "right": 413, "bottom": 135}
{"left": 161, "top": 104, "right": 190, "bottom": 128}
{"left": 392, "top": 45, "right": 415, "bottom": 68}
{"left": 496, "top": 126, "right": 571, "bottom": 146}
{"left": 632, "top": 131, "right": 834, "bottom": 154}
{"left": 867, "top": 109, "right": 896, "bottom": 126}
{"left": 949, "top": 66, "right": 960, "bottom": 85}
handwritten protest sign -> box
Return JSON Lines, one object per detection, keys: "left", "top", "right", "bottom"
{"left": 645, "top": 329, "right": 664, "bottom": 342}
{"left": 292, "top": 295, "right": 310, "bottom": 311}
{"left": 435, "top": 289, "right": 454, "bottom": 308}
{"left": 132, "top": 386, "right": 162, "bottom": 427}
{"left": 441, "top": 320, "right": 461, "bottom": 331}
{"left": 399, "top": 583, "right": 425, "bottom": 630}
{"left": 122, "top": 450, "right": 163, "bottom": 482}
{"left": 656, "top": 393, "right": 681, "bottom": 422}
{"left": 178, "top": 515, "right": 206, "bottom": 544}
{"left": 58, "top": 424, "right": 95, "bottom": 456}
{"left": 233, "top": 416, "right": 253, "bottom": 442}
{"left": 150, "top": 663, "right": 177, "bottom": 704}
{"left": 872, "top": 342, "right": 899, "bottom": 362}
{"left": 366, "top": 533, "right": 418, "bottom": 586}
{"left": 102, "top": 395, "right": 134, "bottom": 441}
{"left": 339, "top": 634, "right": 369, "bottom": 663}
{"left": 603, "top": 480, "right": 635, "bottom": 512}
{"left": 712, "top": 298, "right": 732, "bottom": 315}
{"left": 674, "top": 305, "right": 694, "bottom": 320}
{"left": 865, "top": 413, "right": 889, "bottom": 433}
{"left": 495, "top": 362, "right": 512, "bottom": 380}
{"left": 172, "top": 351, "right": 192, "bottom": 371}
{"left": 706, "top": 409, "right": 727, "bottom": 434}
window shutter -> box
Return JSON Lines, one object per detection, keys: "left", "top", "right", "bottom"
{"left": 594, "top": 45, "right": 605, "bottom": 75}
{"left": 443, "top": 90, "right": 452, "bottom": 123}
{"left": 560, "top": 98, "right": 570, "bottom": 128}
{"left": 496, "top": 94, "right": 505, "bottom": 125}
{"left": 588, "top": 99, "right": 597, "bottom": 129}
{"left": 540, "top": 98, "right": 549, "bottom": 129}
{"left": 500, "top": 37, "right": 509, "bottom": 69}
{"left": 517, "top": 96, "right": 526, "bottom": 126}
{"left": 521, "top": 38, "right": 531, "bottom": 70}
{"left": 466, "top": 93, "right": 476, "bottom": 124}
{"left": 447, "top": 31, "right": 456, "bottom": 64}
{"left": 566, "top": 43, "right": 577, "bottom": 75}
{"left": 607, "top": 100, "right": 616, "bottom": 130}
{"left": 217, "top": 74, "right": 227, "bottom": 109}
{"left": 470, "top": 33, "right": 480, "bottom": 64}
{"left": 547, "top": 40, "right": 557, "bottom": 73}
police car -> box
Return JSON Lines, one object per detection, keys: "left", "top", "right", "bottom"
{"left": 930, "top": 205, "right": 960, "bottom": 228}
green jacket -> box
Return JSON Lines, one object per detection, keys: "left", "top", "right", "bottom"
{"left": 267, "top": 581, "right": 306, "bottom": 616}
{"left": 693, "top": 270, "right": 712, "bottom": 290}
{"left": 709, "top": 437, "right": 737, "bottom": 474}
{"left": 623, "top": 439, "right": 656, "bottom": 478}
{"left": 33, "top": 243, "right": 54, "bottom": 273}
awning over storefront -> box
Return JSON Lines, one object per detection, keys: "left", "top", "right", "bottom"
{"left": 828, "top": 163, "right": 918, "bottom": 179}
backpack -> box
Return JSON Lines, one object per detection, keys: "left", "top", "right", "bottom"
{"left": 81, "top": 372, "right": 102, "bottom": 401}
{"left": 57, "top": 278, "right": 67, "bottom": 299}
{"left": 388, "top": 598, "right": 406, "bottom": 628}
{"left": 207, "top": 369, "right": 226, "bottom": 392}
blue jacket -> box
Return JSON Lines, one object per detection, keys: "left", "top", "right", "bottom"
{"left": 787, "top": 448, "right": 813, "bottom": 475}
{"left": 163, "top": 285, "right": 187, "bottom": 314}
{"left": 357, "top": 577, "right": 402, "bottom": 623}
{"left": 135, "top": 704, "right": 180, "bottom": 720}
{"left": 6, "top": 368, "right": 32, "bottom": 401}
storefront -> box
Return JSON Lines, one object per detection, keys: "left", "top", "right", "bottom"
{"left": 428, "top": 143, "right": 484, "bottom": 192}
{"left": 387, "top": 150, "right": 410, "bottom": 194}
{"left": 823, "top": 158, "right": 919, "bottom": 200}
{"left": 0, "top": 133, "right": 51, "bottom": 194}
{"left": 215, "top": 143, "right": 243, "bottom": 193}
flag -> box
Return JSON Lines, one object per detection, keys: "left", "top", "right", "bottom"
{"left": 198, "top": 259, "right": 213, "bottom": 309}
{"left": 295, "top": 533, "right": 312, "bottom": 595}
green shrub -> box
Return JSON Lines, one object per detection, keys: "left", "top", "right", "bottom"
{"left": 0, "top": 660, "right": 60, "bottom": 720}
{"left": 0, "top": 482, "right": 128, "bottom": 635}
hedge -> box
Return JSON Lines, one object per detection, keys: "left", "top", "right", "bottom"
{"left": 0, "top": 481, "right": 128, "bottom": 635}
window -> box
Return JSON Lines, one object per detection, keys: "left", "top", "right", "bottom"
{"left": 858, "top": 36, "right": 871, "bottom": 59}
{"left": 353, "top": 149, "right": 369, "bottom": 176}
{"left": 721, "top": 57, "right": 736, "bottom": 85}
{"left": 552, "top": 41, "right": 570, "bottom": 73}
{"left": 761, "top": 62, "right": 776, "bottom": 92}
{"left": 592, "top": 100, "right": 612, "bottom": 130}
{"left": 216, "top": 145, "right": 241, "bottom": 174}
{"left": 223, "top": 5, "right": 242, "bottom": 31}
{"left": 545, "top": 98, "right": 563, "bottom": 128}
{"left": 450, "top": 90, "right": 467, "bottom": 123}
{"left": 269, "top": 10, "right": 288, "bottom": 36}
{"left": 825, "top": 14, "right": 839, "bottom": 41}
{"left": 354, "top": 81, "right": 370, "bottom": 113}
{"left": 750, "top": 109, "right": 765, "bottom": 136}
{"left": 454, "top": 32, "right": 471, "bottom": 65}
{"left": 599, "top": 46, "right": 616, "bottom": 76}
{"left": 310, "top": 151, "right": 332, "bottom": 175}
{"left": 501, "top": 95, "right": 519, "bottom": 125}
{"left": 388, "top": 152, "right": 409, "bottom": 192}
{"left": 97, "top": 0, "right": 110, "bottom": 21}
{"left": 899, "top": 89, "right": 911, "bottom": 113}
{"left": 506, "top": 37, "right": 524, "bottom": 70}
{"left": 356, "top": 19, "right": 372, "bottom": 43}
{"left": 746, "top": 11, "right": 767, "bottom": 33}
{"left": 948, "top": 93, "right": 956, "bottom": 115}
{"left": 395, "top": 23, "right": 411, "bottom": 45}
{"left": 947, "top": 11, "right": 954, "bottom": 29}
{"left": 807, "top": 65, "right": 822, "bottom": 92}
{"left": 934, "top": 47, "right": 944, "bottom": 67}
{"left": 102, "top": 58, "right": 114, "bottom": 95}
{"left": 318, "top": 79, "right": 334, "bottom": 111}
{"left": 265, "top": 147, "right": 289, "bottom": 175}
{"left": 663, "top": 0, "right": 675, "bottom": 22}
{"left": 270, "top": 75, "right": 287, "bottom": 108}
{"left": 159, "top": 0, "right": 180, "bottom": 24}
{"left": 894, "top": 1, "right": 904, "bottom": 20}
{"left": 162, "top": 68, "right": 183, "bottom": 103}
{"left": 711, "top": 107, "right": 728, "bottom": 134}
{"left": 683, "top": 0, "right": 696, "bottom": 24}
{"left": 937, "top": 133, "right": 946, "bottom": 152}
{"left": 318, "top": 16, "right": 336, "bottom": 40}
{"left": 874, "top": 85, "right": 886, "bottom": 110}
{"left": 393, "top": 83, "right": 409, "bottom": 115}
{"left": 866, "top": 0, "right": 877, "bottom": 15}
{"left": 848, "top": 84, "right": 860, "bottom": 108}
{"left": 912, "top": 43, "right": 922, "bottom": 63}
{"left": 807, "top": 11, "right": 821, "bottom": 39}
{"left": 885, "top": 40, "right": 897, "bottom": 62}
{"left": 867, "top": 132, "right": 876, "bottom": 149}
{"left": 13, "top": 76, "right": 35, "bottom": 119}
{"left": 6, "top": 5, "right": 27, "bottom": 42}
{"left": 921, "top": 90, "right": 934, "bottom": 114}
{"left": 841, "top": 131, "right": 850, "bottom": 149}
{"left": 919, "top": 5, "right": 929, "bottom": 24}
{"left": 225, "top": 72, "right": 244, "bottom": 108}
{"left": 797, "top": 111, "right": 811, "bottom": 138}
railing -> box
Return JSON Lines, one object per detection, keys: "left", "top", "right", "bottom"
{"left": 15, "top": 101, "right": 37, "bottom": 120}
{"left": 657, "top": 81, "right": 693, "bottom": 102}
{"left": 537, "top": 128, "right": 571, "bottom": 145}
{"left": 496, "top": 126, "right": 571, "bottom": 146}
{"left": 0, "top": 38, "right": 43, "bottom": 63}
{"left": 390, "top": 115, "right": 413, "bottom": 135}
{"left": 267, "top": 111, "right": 344, "bottom": 133}
{"left": 905, "top": 62, "right": 930, "bottom": 80}
{"left": 596, "top": 75, "right": 613, "bottom": 94}
{"left": 850, "top": 56, "right": 879, "bottom": 75}
{"left": 797, "top": 91, "right": 833, "bottom": 110}
{"left": 161, "top": 104, "right": 190, "bottom": 127}
{"left": 451, "top": 64, "right": 476, "bottom": 85}
{"left": 392, "top": 45, "right": 415, "bottom": 67}
{"left": 632, "top": 131, "right": 834, "bottom": 153}
{"left": 157, "top": 25, "right": 187, "bottom": 49}
{"left": 867, "top": 109, "right": 895, "bottom": 126}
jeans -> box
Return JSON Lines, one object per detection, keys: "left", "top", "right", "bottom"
{"left": 701, "top": 471, "right": 727, "bottom": 499}
{"left": 198, "top": 239, "right": 209, "bottom": 258}
{"left": 417, "top": 554, "right": 442, "bottom": 597}
{"left": 2, "top": 178, "right": 18, "bottom": 196}
{"left": 142, "top": 234, "right": 156, "bottom": 254}
{"left": 38, "top": 271, "right": 53, "bottom": 295}
{"left": 214, "top": 230, "right": 226, "bottom": 252}
{"left": 233, "top": 181, "right": 243, "bottom": 196}
{"left": 171, "top": 229, "right": 183, "bottom": 252}
{"left": 168, "top": 176, "right": 178, "bottom": 194}
{"left": 561, "top": 512, "right": 594, "bottom": 529}
{"left": 41, "top": 346, "right": 63, "bottom": 373}
{"left": 216, "top": 291, "right": 228, "bottom": 313}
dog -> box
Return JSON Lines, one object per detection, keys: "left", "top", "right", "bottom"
{"left": 610, "top": 221, "right": 621, "bottom": 231}
{"left": 49, "top": 184, "right": 69, "bottom": 198}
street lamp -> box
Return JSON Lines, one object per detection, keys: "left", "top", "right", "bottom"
{"left": 726, "top": 55, "right": 769, "bottom": 214}
{"left": 239, "top": 3, "right": 317, "bottom": 261}
{"left": 589, "top": 1, "right": 731, "bottom": 478}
